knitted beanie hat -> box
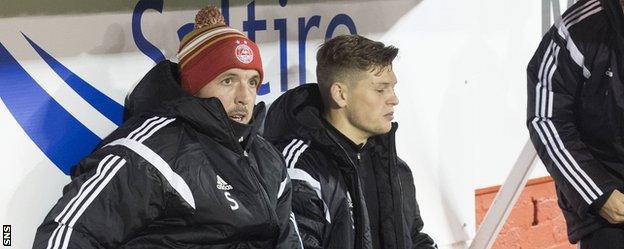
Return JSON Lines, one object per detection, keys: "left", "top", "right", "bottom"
{"left": 177, "top": 5, "right": 263, "bottom": 95}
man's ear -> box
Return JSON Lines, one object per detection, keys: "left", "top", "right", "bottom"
{"left": 330, "top": 82, "right": 348, "bottom": 108}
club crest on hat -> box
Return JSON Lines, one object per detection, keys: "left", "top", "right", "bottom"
{"left": 235, "top": 42, "right": 254, "bottom": 64}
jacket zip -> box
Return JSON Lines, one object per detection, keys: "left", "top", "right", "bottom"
{"left": 222, "top": 111, "right": 276, "bottom": 226}
{"left": 326, "top": 132, "right": 367, "bottom": 249}
{"left": 388, "top": 127, "right": 406, "bottom": 248}
{"left": 242, "top": 151, "right": 278, "bottom": 229}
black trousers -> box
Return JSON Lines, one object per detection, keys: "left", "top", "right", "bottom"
{"left": 579, "top": 225, "right": 624, "bottom": 249}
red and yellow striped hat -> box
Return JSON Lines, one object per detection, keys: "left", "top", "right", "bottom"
{"left": 177, "top": 5, "right": 263, "bottom": 95}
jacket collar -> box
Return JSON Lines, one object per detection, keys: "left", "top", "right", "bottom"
{"left": 125, "top": 60, "right": 265, "bottom": 154}
{"left": 164, "top": 97, "right": 265, "bottom": 154}
{"left": 264, "top": 83, "right": 397, "bottom": 165}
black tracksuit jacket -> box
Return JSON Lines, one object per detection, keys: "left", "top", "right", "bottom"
{"left": 527, "top": 0, "right": 624, "bottom": 243}
{"left": 32, "top": 61, "right": 302, "bottom": 248}
{"left": 264, "top": 84, "right": 436, "bottom": 249}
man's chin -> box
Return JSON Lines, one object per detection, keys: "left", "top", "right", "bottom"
{"left": 378, "top": 123, "right": 393, "bottom": 134}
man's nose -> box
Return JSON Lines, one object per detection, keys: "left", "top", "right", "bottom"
{"left": 234, "top": 82, "right": 252, "bottom": 105}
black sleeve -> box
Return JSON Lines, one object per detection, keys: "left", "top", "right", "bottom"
{"left": 32, "top": 148, "right": 167, "bottom": 248}
{"left": 397, "top": 159, "right": 437, "bottom": 249}
{"left": 527, "top": 26, "right": 623, "bottom": 216}
{"left": 275, "top": 166, "right": 304, "bottom": 249}
{"left": 288, "top": 156, "right": 328, "bottom": 249}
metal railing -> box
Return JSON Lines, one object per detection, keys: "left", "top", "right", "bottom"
{"left": 468, "top": 140, "right": 538, "bottom": 249}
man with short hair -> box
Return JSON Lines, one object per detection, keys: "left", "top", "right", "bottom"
{"left": 527, "top": 0, "right": 624, "bottom": 247}
{"left": 264, "top": 34, "right": 436, "bottom": 249}
{"left": 33, "top": 6, "right": 302, "bottom": 248}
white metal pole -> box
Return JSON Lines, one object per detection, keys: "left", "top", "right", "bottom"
{"left": 468, "top": 140, "right": 538, "bottom": 249}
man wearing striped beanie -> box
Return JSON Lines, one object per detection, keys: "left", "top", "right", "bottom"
{"left": 178, "top": 5, "right": 263, "bottom": 124}
{"left": 33, "top": 5, "right": 303, "bottom": 249}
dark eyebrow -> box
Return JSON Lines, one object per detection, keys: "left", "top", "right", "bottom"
{"left": 220, "top": 73, "right": 237, "bottom": 78}
{"left": 248, "top": 75, "right": 260, "bottom": 83}
{"left": 375, "top": 82, "right": 396, "bottom": 87}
